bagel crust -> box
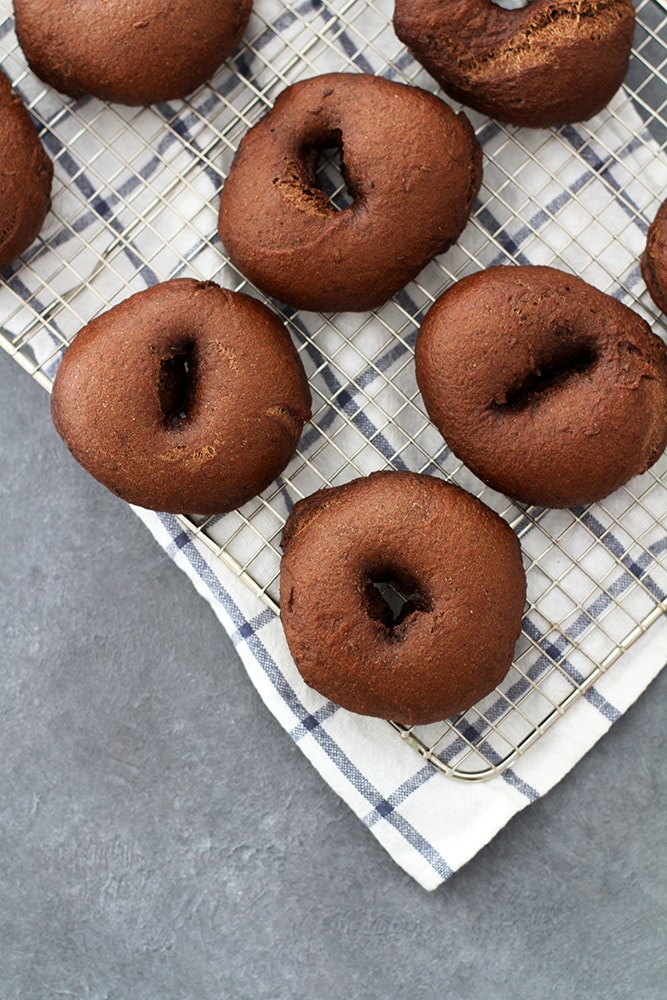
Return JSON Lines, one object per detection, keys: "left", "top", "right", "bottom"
{"left": 641, "top": 199, "right": 667, "bottom": 315}
{"left": 393, "top": 0, "right": 635, "bottom": 128}
{"left": 0, "top": 70, "right": 52, "bottom": 271}
{"left": 280, "top": 471, "right": 526, "bottom": 726}
{"left": 13, "top": 0, "right": 253, "bottom": 105}
{"left": 218, "top": 73, "right": 482, "bottom": 312}
{"left": 415, "top": 266, "right": 667, "bottom": 508}
{"left": 51, "top": 279, "right": 311, "bottom": 514}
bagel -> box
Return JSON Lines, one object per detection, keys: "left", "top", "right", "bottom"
{"left": 0, "top": 69, "right": 52, "bottom": 271}
{"left": 393, "top": 0, "right": 635, "bottom": 128}
{"left": 51, "top": 279, "right": 311, "bottom": 514}
{"left": 218, "top": 72, "right": 482, "bottom": 312}
{"left": 415, "top": 266, "right": 667, "bottom": 508}
{"left": 641, "top": 199, "right": 667, "bottom": 314}
{"left": 279, "top": 471, "right": 526, "bottom": 726}
{"left": 13, "top": 0, "right": 253, "bottom": 105}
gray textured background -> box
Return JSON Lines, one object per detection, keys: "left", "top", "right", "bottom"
{"left": 1, "top": 350, "right": 666, "bottom": 999}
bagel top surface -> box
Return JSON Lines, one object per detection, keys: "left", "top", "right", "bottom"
{"left": 393, "top": 0, "right": 635, "bottom": 127}
{"left": 0, "top": 69, "right": 52, "bottom": 272}
{"left": 415, "top": 266, "right": 667, "bottom": 508}
{"left": 218, "top": 72, "right": 482, "bottom": 312}
{"left": 13, "top": 0, "right": 253, "bottom": 105}
{"left": 279, "top": 471, "right": 526, "bottom": 726}
{"left": 51, "top": 279, "right": 311, "bottom": 515}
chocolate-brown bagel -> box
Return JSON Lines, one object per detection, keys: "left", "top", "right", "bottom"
{"left": 279, "top": 471, "right": 526, "bottom": 726}
{"left": 641, "top": 200, "right": 667, "bottom": 314}
{"left": 0, "top": 70, "right": 52, "bottom": 271}
{"left": 393, "top": 0, "right": 635, "bottom": 128}
{"left": 218, "top": 73, "right": 482, "bottom": 312}
{"left": 51, "top": 279, "right": 311, "bottom": 514}
{"left": 13, "top": 0, "right": 253, "bottom": 105}
{"left": 415, "top": 266, "right": 667, "bottom": 508}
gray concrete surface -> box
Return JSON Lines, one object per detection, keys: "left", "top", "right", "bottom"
{"left": 1, "top": 349, "right": 666, "bottom": 1000}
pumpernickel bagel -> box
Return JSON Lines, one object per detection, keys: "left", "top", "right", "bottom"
{"left": 218, "top": 72, "right": 482, "bottom": 312}
{"left": 393, "top": 0, "right": 635, "bottom": 128}
{"left": 51, "top": 279, "right": 311, "bottom": 514}
{"left": 280, "top": 471, "right": 526, "bottom": 725}
{"left": 13, "top": 0, "right": 253, "bottom": 105}
{"left": 415, "top": 266, "right": 667, "bottom": 508}
{"left": 642, "top": 199, "right": 667, "bottom": 314}
{"left": 0, "top": 69, "right": 52, "bottom": 271}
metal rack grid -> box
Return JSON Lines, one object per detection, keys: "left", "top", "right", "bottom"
{"left": 2, "top": 0, "right": 667, "bottom": 780}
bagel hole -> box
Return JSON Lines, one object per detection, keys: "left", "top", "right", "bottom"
{"left": 492, "top": 339, "right": 597, "bottom": 411}
{"left": 365, "top": 570, "right": 431, "bottom": 631}
{"left": 309, "top": 130, "right": 355, "bottom": 212}
{"left": 158, "top": 340, "right": 196, "bottom": 425}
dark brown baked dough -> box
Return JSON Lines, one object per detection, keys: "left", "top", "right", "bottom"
{"left": 51, "top": 279, "right": 311, "bottom": 514}
{"left": 13, "top": 0, "right": 253, "bottom": 105}
{"left": 641, "top": 200, "right": 667, "bottom": 314}
{"left": 393, "top": 0, "right": 635, "bottom": 128}
{"left": 218, "top": 72, "right": 482, "bottom": 312}
{"left": 0, "top": 69, "right": 52, "bottom": 271}
{"left": 415, "top": 266, "right": 667, "bottom": 508}
{"left": 280, "top": 471, "right": 526, "bottom": 726}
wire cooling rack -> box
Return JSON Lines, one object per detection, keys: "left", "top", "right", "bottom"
{"left": 2, "top": 0, "right": 667, "bottom": 780}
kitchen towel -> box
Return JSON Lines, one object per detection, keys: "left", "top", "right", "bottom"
{"left": 132, "top": 504, "right": 667, "bottom": 891}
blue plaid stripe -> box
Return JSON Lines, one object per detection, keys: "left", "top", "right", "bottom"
{"left": 290, "top": 701, "right": 340, "bottom": 741}
{"left": 233, "top": 608, "right": 276, "bottom": 643}
{"left": 579, "top": 511, "right": 666, "bottom": 602}
{"left": 562, "top": 126, "right": 653, "bottom": 231}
